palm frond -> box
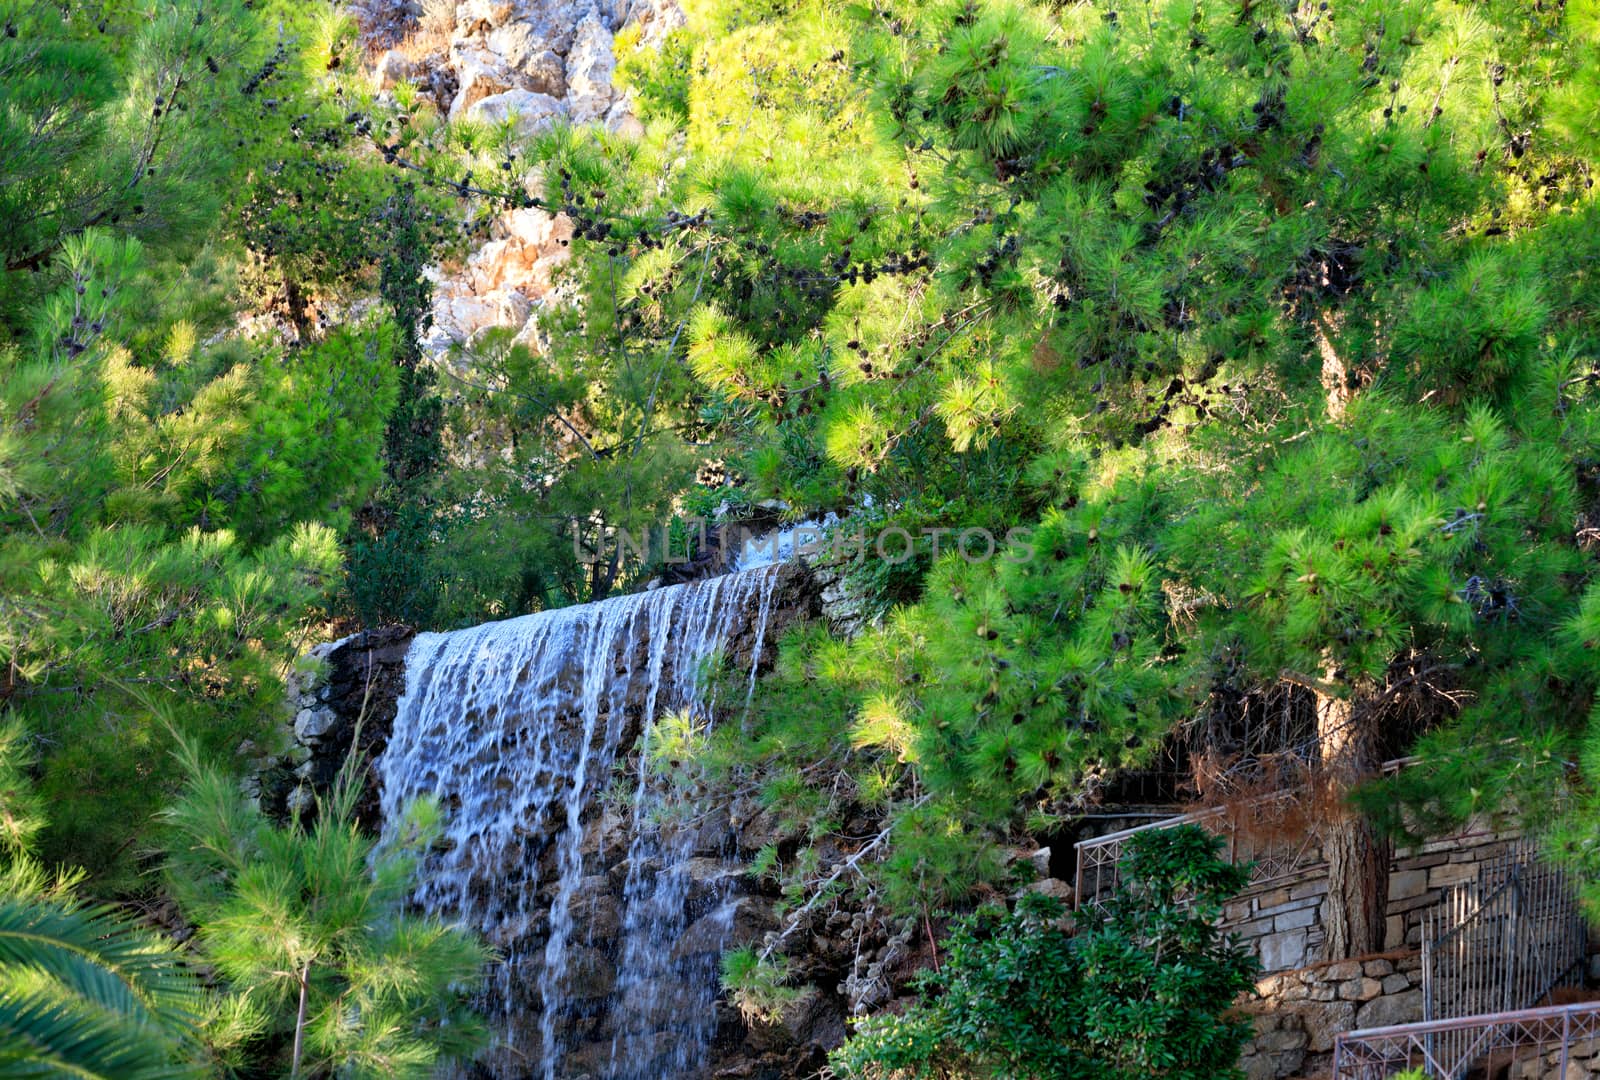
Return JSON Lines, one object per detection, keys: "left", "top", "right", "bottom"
{"left": 0, "top": 898, "right": 204, "bottom": 1036}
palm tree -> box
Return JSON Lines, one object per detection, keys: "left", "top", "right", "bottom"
{"left": 0, "top": 720, "right": 206, "bottom": 1078}
{"left": 0, "top": 885, "right": 207, "bottom": 1080}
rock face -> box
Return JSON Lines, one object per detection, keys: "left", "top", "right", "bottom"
{"left": 463, "top": 87, "right": 568, "bottom": 135}
{"left": 295, "top": 564, "right": 821, "bottom": 1079}
{"left": 365, "top": 0, "right": 682, "bottom": 357}
{"left": 254, "top": 625, "right": 415, "bottom": 828}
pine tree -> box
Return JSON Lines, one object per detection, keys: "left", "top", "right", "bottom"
{"left": 162, "top": 735, "right": 490, "bottom": 1078}
{"left": 0, "top": 0, "right": 258, "bottom": 290}
{"left": 561, "top": 0, "right": 1600, "bottom": 960}
{"left": 0, "top": 224, "right": 394, "bottom": 883}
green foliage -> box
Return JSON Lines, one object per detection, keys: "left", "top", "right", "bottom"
{"left": 589, "top": 0, "right": 1600, "bottom": 920}
{"left": 0, "top": 0, "right": 257, "bottom": 301}
{"left": 0, "top": 195, "right": 394, "bottom": 889}
{"left": 0, "top": 722, "right": 44, "bottom": 863}
{"left": 720, "top": 947, "right": 809, "bottom": 1024}
{"left": 830, "top": 826, "right": 1257, "bottom": 1080}
{"left": 614, "top": 25, "right": 693, "bottom": 126}
{"left": 0, "top": 714, "right": 205, "bottom": 1078}
{"left": 162, "top": 736, "right": 491, "bottom": 1078}
{"left": 0, "top": 0, "right": 1596, "bottom": 1069}
{"left": 0, "top": 897, "right": 209, "bottom": 1079}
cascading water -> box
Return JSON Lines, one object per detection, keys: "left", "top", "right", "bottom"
{"left": 378, "top": 565, "right": 789, "bottom": 1079}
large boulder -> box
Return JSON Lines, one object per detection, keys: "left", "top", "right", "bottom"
{"left": 372, "top": 48, "right": 416, "bottom": 90}
{"left": 464, "top": 210, "right": 572, "bottom": 295}
{"left": 448, "top": 44, "right": 520, "bottom": 121}
{"left": 455, "top": 0, "right": 518, "bottom": 36}
{"left": 487, "top": 23, "right": 567, "bottom": 96}
{"left": 672, "top": 897, "right": 777, "bottom": 961}
{"left": 463, "top": 88, "right": 567, "bottom": 139}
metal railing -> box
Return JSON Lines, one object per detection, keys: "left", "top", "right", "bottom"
{"left": 1333, "top": 1000, "right": 1600, "bottom": 1079}
{"left": 1419, "top": 841, "right": 1587, "bottom": 1076}
{"left": 1073, "top": 759, "right": 1420, "bottom": 909}
{"left": 1073, "top": 792, "right": 1323, "bottom": 909}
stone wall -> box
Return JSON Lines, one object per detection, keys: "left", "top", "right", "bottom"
{"left": 1221, "top": 824, "right": 1519, "bottom": 976}
{"left": 1384, "top": 828, "right": 1522, "bottom": 951}
{"left": 1223, "top": 870, "right": 1331, "bottom": 974}
{"left": 249, "top": 625, "right": 415, "bottom": 829}
{"left": 1240, "top": 950, "right": 1424, "bottom": 1080}
{"left": 1227, "top": 825, "right": 1549, "bottom": 1080}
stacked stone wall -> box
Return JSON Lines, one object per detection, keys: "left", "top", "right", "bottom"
{"left": 1228, "top": 826, "right": 1549, "bottom": 1079}
{"left": 1223, "top": 826, "right": 1519, "bottom": 976}
{"left": 1240, "top": 951, "right": 1423, "bottom": 1080}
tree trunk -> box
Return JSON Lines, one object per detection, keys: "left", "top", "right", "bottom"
{"left": 284, "top": 276, "right": 312, "bottom": 340}
{"left": 1315, "top": 310, "right": 1353, "bottom": 421}
{"left": 1314, "top": 671, "right": 1388, "bottom": 960}
{"left": 291, "top": 960, "right": 312, "bottom": 1078}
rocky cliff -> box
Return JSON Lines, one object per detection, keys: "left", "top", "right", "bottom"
{"left": 263, "top": 13, "right": 1056, "bottom": 1072}
{"left": 358, "top": 0, "right": 680, "bottom": 360}
{"left": 258, "top": 562, "right": 863, "bottom": 1077}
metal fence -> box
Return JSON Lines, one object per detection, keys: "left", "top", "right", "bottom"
{"left": 1418, "top": 841, "right": 1587, "bottom": 1076}
{"left": 1073, "top": 760, "right": 1420, "bottom": 909}
{"left": 1333, "top": 1000, "right": 1600, "bottom": 1080}
{"left": 1073, "top": 792, "right": 1324, "bottom": 909}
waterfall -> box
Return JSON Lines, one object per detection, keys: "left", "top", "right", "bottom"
{"left": 377, "top": 565, "right": 787, "bottom": 1079}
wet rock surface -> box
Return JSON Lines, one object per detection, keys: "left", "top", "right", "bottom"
{"left": 253, "top": 624, "right": 415, "bottom": 829}
{"left": 266, "top": 563, "right": 867, "bottom": 1078}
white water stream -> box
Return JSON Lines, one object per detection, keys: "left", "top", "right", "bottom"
{"left": 379, "top": 565, "right": 784, "bottom": 1078}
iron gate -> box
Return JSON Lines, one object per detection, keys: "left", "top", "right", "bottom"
{"left": 1415, "top": 841, "right": 1586, "bottom": 1078}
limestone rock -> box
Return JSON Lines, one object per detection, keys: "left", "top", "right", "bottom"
{"left": 557, "top": 945, "right": 616, "bottom": 1001}
{"left": 1337, "top": 976, "right": 1383, "bottom": 1001}
{"left": 285, "top": 784, "right": 314, "bottom": 818}
{"left": 610, "top": 0, "right": 686, "bottom": 44}
{"left": 682, "top": 857, "right": 748, "bottom": 903}
{"left": 487, "top": 24, "right": 567, "bottom": 96}
{"left": 778, "top": 991, "right": 848, "bottom": 1052}
{"left": 672, "top": 897, "right": 775, "bottom": 961}
{"left": 605, "top": 96, "right": 644, "bottom": 138}
{"left": 456, "top": 0, "right": 518, "bottom": 36}
{"left": 564, "top": 13, "right": 616, "bottom": 124}
{"left": 433, "top": 295, "right": 500, "bottom": 344}
{"left": 1024, "top": 877, "right": 1074, "bottom": 904}
{"left": 1258, "top": 929, "right": 1307, "bottom": 972}
{"left": 448, "top": 45, "right": 521, "bottom": 121}
{"left": 1323, "top": 960, "right": 1363, "bottom": 980}
{"left": 463, "top": 88, "right": 567, "bottom": 139}
{"left": 569, "top": 885, "right": 622, "bottom": 940}
{"left": 257, "top": 626, "right": 414, "bottom": 828}
{"left": 373, "top": 48, "right": 416, "bottom": 90}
